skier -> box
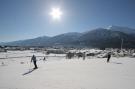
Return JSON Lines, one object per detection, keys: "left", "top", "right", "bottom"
{"left": 31, "top": 55, "right": 38, "bottom": 69}
{"left": 83, "top": 52, "right": 86, "bottom": 60}
{"left": 43, "top": 56, "right": 46, "bottom": 61}
{"left": 107, "top": 52, "right": 111, "bottom": 63}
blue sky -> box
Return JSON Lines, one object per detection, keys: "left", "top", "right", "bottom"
{"left": 0, "top": 0, "right": 135, "bottom": 42}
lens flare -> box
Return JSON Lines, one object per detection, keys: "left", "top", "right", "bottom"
{"left": 50, "top": 8, "right": 62, "bottom": 20}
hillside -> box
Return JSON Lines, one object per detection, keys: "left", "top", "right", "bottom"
{"left": 1, "top": 26, "right": 135, "bottom": 48}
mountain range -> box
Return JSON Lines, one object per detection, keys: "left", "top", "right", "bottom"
{"left": 1, "top": 26, "right": 135, "bottom": 48}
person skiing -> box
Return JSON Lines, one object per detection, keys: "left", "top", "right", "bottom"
{"left": 31, "top": 55, "right": 38, "bottom": 69}
{"left": 107, "top": 52, "right": 111, "bottom": 63}
{"left": 43, "top": 56, "right": 46, "bottom": 61}
{"left": 83, "top": 52, "right": 86, "bottom": 60}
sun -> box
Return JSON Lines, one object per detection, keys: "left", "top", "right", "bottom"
{"left": 50, "top": 8, "right": 63, "bottom": 20}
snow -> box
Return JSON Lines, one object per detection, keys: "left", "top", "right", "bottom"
{"left": 0, "top": 50, "right": 135, "bottom": 89}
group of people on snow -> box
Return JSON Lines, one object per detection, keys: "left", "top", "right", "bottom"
{"left": 31, "top": 52, "right": 111, "bottom": 69}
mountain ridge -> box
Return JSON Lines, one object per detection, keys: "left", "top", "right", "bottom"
{"left": 1, "top": 26, "right": 135, "bottom": 48}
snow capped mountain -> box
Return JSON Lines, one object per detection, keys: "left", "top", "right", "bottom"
{"left": 107, "top": 25, "right": 135, "bottom": 35}
{"left": 1, "top": 26, "right": 135, "bottom": 48}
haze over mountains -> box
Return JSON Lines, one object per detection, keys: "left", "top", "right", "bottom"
{"left": 1, "top": 26, "right": 135, "bottom": 48}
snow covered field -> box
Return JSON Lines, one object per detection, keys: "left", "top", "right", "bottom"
{"left": 0, "top": 50, "right": 135, "bottom": 89}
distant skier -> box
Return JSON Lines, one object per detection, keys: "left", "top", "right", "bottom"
{"left": 43, "top": 56, "right": 46, "bottom": 61}
{"left": 107, "top": 52, "right": 111, "bottom": 63}
{"left": 31, "top": 55, "right": 38, "bottom": 69}
{"left": 83, "top": 52, "right": 86, "bottom": 60}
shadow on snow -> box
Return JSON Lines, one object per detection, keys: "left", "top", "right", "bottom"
{"left": 22, "top": 68, "right": 37, "bottom": 76}
{"left": 110, "top": 61, "right": 122, "bottom": 64}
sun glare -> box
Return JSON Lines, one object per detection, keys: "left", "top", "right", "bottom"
{"left": 50, "top": 8, "right": 62, "bottom": 20}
